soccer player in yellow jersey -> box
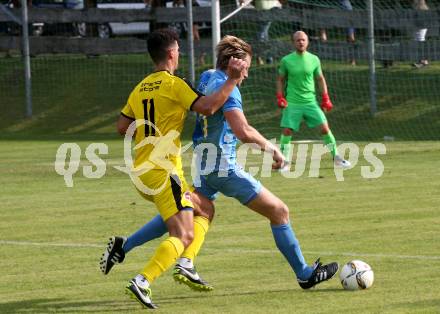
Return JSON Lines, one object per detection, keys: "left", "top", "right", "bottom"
{"left": 103, "top": 28, "right": 246, "bottom": 309}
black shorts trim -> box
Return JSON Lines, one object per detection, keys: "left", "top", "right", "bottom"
{"left": 170, "top": 175, "right": 184, "bottom": 211}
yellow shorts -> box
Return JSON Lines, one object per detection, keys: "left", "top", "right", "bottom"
{"left": 136, "top": 168, "right": 194, "bottom": 221}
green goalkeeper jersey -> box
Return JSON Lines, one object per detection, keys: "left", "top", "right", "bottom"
{"left": 278, "top": 51, "right": 322, "bottom": 105}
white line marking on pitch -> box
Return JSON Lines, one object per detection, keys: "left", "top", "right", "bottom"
{"left": 0, "top": 240, "right": 102, "bottom": 248}
{"left": 1, "top": 240, "right": 439, "bottom": 261}
{"left": 217, "top": 248, "right": 440, "bottom": 261}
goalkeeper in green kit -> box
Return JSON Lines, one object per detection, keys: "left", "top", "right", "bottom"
{"left": 276, "top": 31, "right": 350, "bottom": 170}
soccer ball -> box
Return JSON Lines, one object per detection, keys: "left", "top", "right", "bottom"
{"left": 339, "top": 260, "right": 374, "bottom": 290}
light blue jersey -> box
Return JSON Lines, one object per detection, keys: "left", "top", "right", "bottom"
{"left": 193, "top": 70, "right": 243, "bottom": 172}
{"left": 197, "top": 69, "right": 215, "bottom": 93}
{"left": 192, "top": 69, "right": 216, "bottom": 144}
{"left": 192, "top": 69, "right": 261, "bottom": 204}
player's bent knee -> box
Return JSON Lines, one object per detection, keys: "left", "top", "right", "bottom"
{"left": 282, "top": 128, "right": 293, "bottom": 136}
{"left": 204, "top": 202, "right": 215, "bottom": 221}
{"left": 275, "top": 203, "right": 289, "bottom": 225}
{"left": 320, "top": 124, "right": 330, "bottom": 135}
{"left": 192, "top": 193, "right": 216, "bottom": 222}
{"left": 270, "top": 202, "right": 289, "bottom": 224}
{"left": 194, "top": 203, "right": 215, "bottom": 222}
{"left": 265, "top": 202, "right": 289, "bottom": 225}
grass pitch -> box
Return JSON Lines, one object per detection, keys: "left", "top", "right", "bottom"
{"left": 1, "top": 140, "right": 439, "bottom": 313}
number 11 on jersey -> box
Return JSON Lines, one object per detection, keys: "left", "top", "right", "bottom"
{"left": 142, "top": 98, "right": 155, "bottom": 136}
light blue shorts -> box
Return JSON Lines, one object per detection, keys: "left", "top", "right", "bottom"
{"left": 195, "top": 168, "right": 262, "bottom": 205}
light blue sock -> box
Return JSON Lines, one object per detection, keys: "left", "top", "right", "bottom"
{"left": 123, "top": 214, "right": 167, "bottom": 253}
{"left": 271, "top": 223, "right": 313, "bottom": 280}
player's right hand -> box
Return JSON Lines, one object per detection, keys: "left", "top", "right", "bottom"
{"left": 276, "top": 92, "right": 288, "bottom": 108}
{"left": 227, "top": 57, "right": 247, "bottom": 80}
{"left": 272, "top": 147, "right": 286, "bottom": 170}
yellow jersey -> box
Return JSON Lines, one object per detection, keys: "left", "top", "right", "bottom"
{"left": 121, "top": 70, "right": 201, "bottom": 171}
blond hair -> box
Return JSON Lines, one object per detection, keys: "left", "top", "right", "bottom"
{"left": 413, "top": 0, "right": 429, "bottom": 10}
{"left": 216, "top": 35, "right": 252, "bottom": 70}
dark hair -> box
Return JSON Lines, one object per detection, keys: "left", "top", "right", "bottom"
{"left": 147, "top": 28, "right": 179, "bottom": 64}
{"left": 215, "top": 35, "right": 252, "bottom": 71}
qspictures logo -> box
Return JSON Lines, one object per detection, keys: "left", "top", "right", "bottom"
{"left": 54, "top": 120, "right": 386, "bottom": 193}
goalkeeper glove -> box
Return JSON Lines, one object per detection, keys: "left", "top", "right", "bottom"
{"left": 321, "top": 93, "right": 333, "bottom": 112}
{"left": 276, "top": 92, "right": 288, "bottom": 108}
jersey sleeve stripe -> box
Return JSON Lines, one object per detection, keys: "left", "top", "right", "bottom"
{"left": 120, "top": 112, "right": 135, "bottom": 120}
{"left": 179, "top": 76, "right": 203, "bottom": 97}
{"left": 189, "top": 95, "right": 201, "bottom": 111}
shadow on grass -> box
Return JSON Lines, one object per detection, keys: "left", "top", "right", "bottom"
{"left": 0, "top": 287, "right": 345, "bottom": 312}
{"left": 0, "top": 298, "right": 139, "bottom": 313}
{"left": 157, "top": 286, "right": 346, "bottom": 305}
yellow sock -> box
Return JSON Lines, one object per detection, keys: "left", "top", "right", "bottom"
{"left": 181, "top": 216, "right": 210, "bottom": 261}
{"left": 141, "top": 236, "right": 184, "bottom": 283}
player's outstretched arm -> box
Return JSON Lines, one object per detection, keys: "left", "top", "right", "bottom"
{"left": 225, "top": 109, "right": 285, "bottom": 169}
{"left": 191, "top": 57, "right": 246, "bottom": 116}
{"left": 117, "top": 115, "right": 134, "bottom": 135}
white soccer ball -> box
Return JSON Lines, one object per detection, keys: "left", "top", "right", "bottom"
{"left": 339, "top": 260, "right": 374, "bottom": 290}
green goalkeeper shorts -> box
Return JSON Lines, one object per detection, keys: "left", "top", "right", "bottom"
{"left": 280, "top": 102, "right": 327, "bottom": 131}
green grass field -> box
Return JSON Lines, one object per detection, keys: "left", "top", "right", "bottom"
{"left": 1, "top": 139, "right": 439, "bottom": 313}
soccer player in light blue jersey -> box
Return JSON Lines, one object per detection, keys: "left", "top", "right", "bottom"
{"left": 192, "top": 35, "right": 338, "bottom": 289}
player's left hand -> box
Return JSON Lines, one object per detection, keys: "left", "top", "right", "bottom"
{"left": 227, "top": 57, "right": 247, "bottom": 81}
{"left": 321, "top": 93, "right": 333, "bottom": 112}
{"left": 272, "top": 147, "right": 285, "bottom": 170}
